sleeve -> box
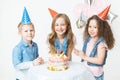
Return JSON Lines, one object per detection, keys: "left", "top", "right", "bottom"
{"left": 12, "top": 47, "right": 33, "bottom": 70}
{"left": 15, "top": 61, "right": 33, "bottom": 70}
{"left": 98, "top": 42, "right": 108, "bottom": 50}
{"left": 12, "top": 46, "right": 22, "bottom": 67}
{"left": 36, "top": 44, "right": 39, "bottom": 58}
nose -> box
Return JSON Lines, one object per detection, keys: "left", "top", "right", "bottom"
{"left": 57, "top": 25, "right": 62, "bottom": 30}
{"left": 28, "top": 31, "right": 32, "bottom": 34}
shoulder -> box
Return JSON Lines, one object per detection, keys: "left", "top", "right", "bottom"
{"left": 12, "top": 43, "right": 23, "bottom": 53}
{"left": 14, "top": 41, "right": 24, "bottom": 49}
{"left": 32, "top": 41, "right": 38, "bottom": 47}
{"left": 73, "top": 35, "right": 77, "bottom": 44}
{"left": 98, "top": 42, "right": 108, "bottom": 49}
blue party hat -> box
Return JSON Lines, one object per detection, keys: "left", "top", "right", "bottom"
{"left": 21, "top": 7, "right": 31, "bottom": 24}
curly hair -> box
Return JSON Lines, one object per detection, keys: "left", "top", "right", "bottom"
{"left": 84, "top": 15, "right": 115, "bottom": 49}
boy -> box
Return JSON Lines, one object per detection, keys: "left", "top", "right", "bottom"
{"left": 12, "top": 7, "right": 44, "bottom": 80}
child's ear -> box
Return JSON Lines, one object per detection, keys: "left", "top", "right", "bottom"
{"left": 18, "top": 31, "right": 21, "bottom": 35}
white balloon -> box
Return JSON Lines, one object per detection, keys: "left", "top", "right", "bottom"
{"left": 87, "top": 0, "right": 95, "bottom": 6}
{"left": 76, "top": 18, "right": 85, "bottom": 28}
{"left": 76, "top": 12, "right": 88, "bottom": 28}
{"left": 107, "top": 11, "right": 118, "bottom": 23}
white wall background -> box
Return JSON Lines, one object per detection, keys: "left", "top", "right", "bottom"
{"left": 0, "top": 0, "right": 120, "bottom": 80}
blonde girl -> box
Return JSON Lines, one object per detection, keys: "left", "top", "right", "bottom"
{"left": 47, "top": 13, "right": 75, "bottom": 61}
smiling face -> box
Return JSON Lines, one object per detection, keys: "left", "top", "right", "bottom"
{"left": 54, "top": 17, "right": 67, "bottom": 38}
{"left": 19, "top": 24, "right": 35, "bottom": 44}
{"left": 88, "top": 19, "right": 99, "bottom": 38}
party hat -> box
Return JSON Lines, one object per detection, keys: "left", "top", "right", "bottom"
{"left": 21, "top": 7, "right": 31, "bottom": 24}
{"left": 48, "top": 8, "right": 58, "bottom": 18}
{"left": 98, "top": 5, "right": 111, "bottom": 20}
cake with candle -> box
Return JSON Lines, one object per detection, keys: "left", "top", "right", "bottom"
{"left": 47, "top": 52, "right": 69, "bottom": 71}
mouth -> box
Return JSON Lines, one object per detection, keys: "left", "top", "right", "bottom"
{"left": 89, "top": 32, "right": 94, "bottom": 35}
{"left": 56, "top": 30, "right": 64, "bottom": 33}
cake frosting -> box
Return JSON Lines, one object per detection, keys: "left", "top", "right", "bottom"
{"left": 47, "top": 53, "right": 69, "bottom": 71}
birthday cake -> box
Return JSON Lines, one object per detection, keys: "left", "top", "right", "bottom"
{"left": 47, "top": 53, "right": 69, "bottom": 71}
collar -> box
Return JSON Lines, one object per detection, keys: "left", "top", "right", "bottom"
{"left": 20, "top": 39, "right": 35, "bottom": 47}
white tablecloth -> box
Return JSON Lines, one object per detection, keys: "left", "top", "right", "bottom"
{"left": 27, "top": 61, "right": 95, "bottom": 80}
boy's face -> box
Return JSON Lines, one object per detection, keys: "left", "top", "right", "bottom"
{"left": 19, "top": 24, "right": 35, "bottom": 43}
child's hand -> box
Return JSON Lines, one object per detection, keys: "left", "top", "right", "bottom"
{"left": 73, "top": 48, "right": 80, "bottom": 56}
{"left": 37, "top": 57, "right": 44, "bottom": 64}
{"left": 33, "top": 57, "right": 44, "bottom": 66}
{"left": 73, "top": 48, "right": 85, "bottom": 59}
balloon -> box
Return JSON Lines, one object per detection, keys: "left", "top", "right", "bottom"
{"left": 107, "top": 11, "right": 118, "bottom": 23}
{"left": 73, "top": 3, "right": 85, "bottom": 18}
{"left": 86, "top": 0, "right": 95, "bottom": 6}
{"left": 74, "top": 0, "right": 117, "bottom": 28}
{"left": 76, "top": 12, "right": 88, "bottom": 28}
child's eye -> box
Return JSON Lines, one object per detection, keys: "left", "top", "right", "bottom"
{"left": 55, "top": 24, "right": 58, "bottom": 26}
{"left": 24, "top": 30, "right": 28, "bottom": 32}
{"left": 88, "top": 26, "right": 91, "bottom": 28}
{"left": 60, "top": 24, "right": 65, "bottom": 26}
{"left": 30, "top": 30, "right": 33, "bottom": 32}
{"left": 94, "top": 26, "right": 97, "bottom": 28}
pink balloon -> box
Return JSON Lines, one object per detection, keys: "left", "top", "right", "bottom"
{"left": 73, "top": 0, "right": 110, "bottom": 18}
{"left": 73, "top": 3, "right": 85, "bottom": 18}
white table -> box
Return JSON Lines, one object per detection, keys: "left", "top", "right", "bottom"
{"left": 27, "top": 61, "right": 95, "bottom": 80}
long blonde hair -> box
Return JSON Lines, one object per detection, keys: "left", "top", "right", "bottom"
{"left": 48, "top": 13, "right": 75, "bottom": 56}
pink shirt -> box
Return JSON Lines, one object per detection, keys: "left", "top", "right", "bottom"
{"left": 83, "top": 39, "right": 108, "bottom": 77}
